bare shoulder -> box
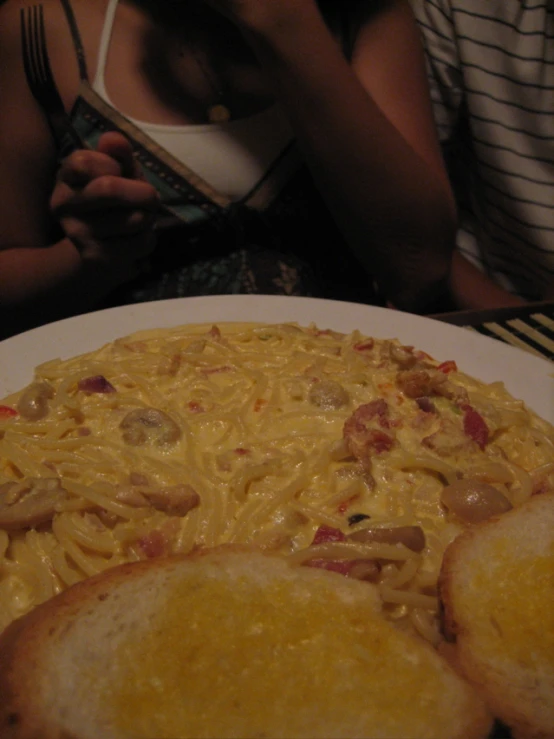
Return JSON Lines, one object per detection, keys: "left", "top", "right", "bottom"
{"left": 0, "top": 0, "right": 27, "bottom": 63}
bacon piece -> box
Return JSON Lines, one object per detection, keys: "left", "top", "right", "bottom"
{"left": 77, "top": 375, "right": 116, "bottom": 394}
{"left": 397, "top": 369, "right": 447, "bottom": 399}
{"left": 354, "top": 339, "right": 375, "bottom": 352}
{"left": 305, "top": 526, "right": 380, "bottom": 580}
{"left": 313, "top": 328, "right": 343, "bottom": 339}
{"left": 398, "top": 369, "right": 469, "bottom": 405}
{"left": 137, "top": 530, "right": 168, "bottom": 559}
{"left": 358, "top": 400, "right": 389, "bottom": 427}
{"left": 462, "top": 405, "right": 489, "bottom": 450}
{"left": 136, "top": 519, "right": 181, "bottom": 559}
{"left": 343, "top": 402, "right": 396, "bottom": 470}
{"left": 312, "top": 525, "right": 346, "bottom": 545}
{"left": 363, "top": 429, "right": 395, "bottom": 454}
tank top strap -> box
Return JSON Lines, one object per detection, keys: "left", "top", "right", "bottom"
{"left": 92, "top": 0, "right": 119, "bottom": 95}
{"left": 59, "top": 0, "right": 89, "bottom": 81}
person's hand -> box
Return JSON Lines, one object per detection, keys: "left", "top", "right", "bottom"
{"left": 50, "top": 132, "right": 160, "bottom": 284}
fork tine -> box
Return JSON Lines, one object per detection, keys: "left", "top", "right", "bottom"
{"left": 37, "top": 6, "right": 53, "bottom": 95}
{"left": 29, "top": 6, "right": 42, "bottom": 93}
{"left": 20, "top": 8, "right": 34, "bottom": 96}
{"left": 21, "top": 5, "right": 62, "bottom": 107}
{"left": 37, "top": 5, "right": 62, "bottom": 106}
{"left": 20, "top": 3, "right": 85, "bottom": 155}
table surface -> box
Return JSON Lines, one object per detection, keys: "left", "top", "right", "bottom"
{"left": 430, "top": 300, "right": 554, "bottom": 362}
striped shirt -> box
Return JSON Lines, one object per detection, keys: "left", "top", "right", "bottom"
{"left": 411, "top": 0, "right": 554, "bottom": 301}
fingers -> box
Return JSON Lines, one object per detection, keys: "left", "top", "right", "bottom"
{"left": 56, "top": 140, "right": 150, "bottom": 192}
{"left": 96, "top": 131, "right": 143, "bottom": 180}
{"left": 61, "top": 215, "right": 157, "bottom": 268}
{"left": 49, "top": 133, "right": 161, "bottom": 284}
{"left": 51, "top": 173, "right": 160, "bottom": 216}
{"left": 56, "top": 147, "right": 124, "bottom": 189}
{"left": 52, "top": 137, "right": 160, "bottom": 217}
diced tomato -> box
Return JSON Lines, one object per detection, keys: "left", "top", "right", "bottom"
{"left": 187, "top": 401, "right": 205, "bottom": 413}
{"left": 253, "top": 398, "right": 267, "bottom": 412}
{"left": 0, "top": 405, "right": 18, "bottom": 419}
{"left": 312, "top": 525, "right": 346, "bottom": 545}
{"left": 437, "top": 360, "right": 458, "bottom": 374}
{"left": 337, "top": 495, "right": 358, "bottom": 514}
{"left": 234, "top": 447, "right": 250, "bottom": 455}
{"left": 462, "top": 405, "right": 489, "bottom": 450}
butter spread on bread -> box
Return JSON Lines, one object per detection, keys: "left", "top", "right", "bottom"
{"left": 0, "top": 547, "right": 492, "bottom": 739}
{"left": 440, "top": 492, "right": 554, "bottom": 739}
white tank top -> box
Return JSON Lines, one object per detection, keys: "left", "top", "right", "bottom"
{"left": 92, "top": 0, "right": 293, "bottom": 201}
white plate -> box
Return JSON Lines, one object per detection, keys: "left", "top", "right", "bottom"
{"left": 1, "top": 295, "right": 552, "bottom": 421}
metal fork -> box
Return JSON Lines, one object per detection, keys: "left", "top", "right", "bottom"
{"left": 20, "top": 4, "right": 85, "bottom": 158}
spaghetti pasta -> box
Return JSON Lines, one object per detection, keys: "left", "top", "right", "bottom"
{"left": 0, "top": 321, "right": 553, "bottom": 640}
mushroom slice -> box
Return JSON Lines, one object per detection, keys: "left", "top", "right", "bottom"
{"left": 389, "top": 344, "right": 418, "bottom": 369}
{"left": 0, "top": 477, "right": 68, "bottom": 530}
{"left": 143, "top": 484, "right": 200, "bottom": 517}
{"left": 119, "top": 408, "right": 182, "bottom": 446}
{"left": 441, "top": 479, "right": 512, "bottom": 524}
{"left": 348, "top": 525, "right": 426, "bottom": 553}
{"left": 308, "top": 380, "right": 350, "bottom": 411}
{"left": 16, "top": 382, "right": 55, "bottom": 421}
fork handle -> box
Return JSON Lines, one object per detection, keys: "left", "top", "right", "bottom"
{"left": 46, "top": 111, "right": 87, "bottom": 159}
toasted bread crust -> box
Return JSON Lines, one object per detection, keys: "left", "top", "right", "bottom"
{"left": 0, "top": 546, "right": 492, "bottom": 739}
{"left": 0, "top": 549, "right": 236, "bottom": 739}
{"left": 440, "top": 493, "right": 554, "bottom": 739}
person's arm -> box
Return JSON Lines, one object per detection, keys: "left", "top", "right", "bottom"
{"left": 448, "top": 252, "right": 525, "bottom": 310}
{"left": 202, "top": 0, "right": 457, "bottom": 311}
{"left": 0, "top": 3, "right": 158, "bottom": 339}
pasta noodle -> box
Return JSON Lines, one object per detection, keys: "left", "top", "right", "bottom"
{"left": 0, "top": 321, "right": 553, "bottom": 642}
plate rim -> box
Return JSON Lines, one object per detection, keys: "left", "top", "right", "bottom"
{"left": 1, "top": 295, "right": 552, "bottom": 422}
